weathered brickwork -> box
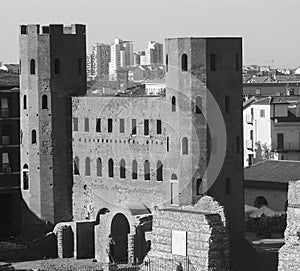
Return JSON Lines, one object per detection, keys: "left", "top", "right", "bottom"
{"left": 146, "top": 196, "right": 229, "bottom": 271}
{"left": 19, "top": 24, "right": 87, "bottom": 229}
{"left": 72, "top": 38, "right": 244, "bottom": 269}
{"left": 278, "top": 180, "right": 300, "bottom": 271}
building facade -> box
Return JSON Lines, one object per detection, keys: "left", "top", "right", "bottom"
{"left": 90, "top": 43, "right": 110, "bottom": 80}
{"left": 19, "top": 24, "right": 87, "bottom": 232}
{"left": 243, "top": 96, "right": 300, "bottom": 166}
{"left": 0, "top": 85, "right": 20, "bottom": 237}
{"left": 109, "top": 39, "right": 133, "bottom": 81}
{"left": 72, "top": 37, "right": 244, "bottom": 269}
{"left": 145, "top": 41, "right": 163, "bottom": 65}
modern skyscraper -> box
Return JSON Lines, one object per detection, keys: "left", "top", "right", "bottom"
{"left": 91, "top": 43, "right": 110, "bottom": 80}
{"left": 145, "top": 41, "right": 163, "bottom": 65}
{"left": 109, "top": 39, "right": 133, "bottom": 81}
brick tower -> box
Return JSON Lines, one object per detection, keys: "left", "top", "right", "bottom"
{"left": 19, "top": 24, "right": 87, "bottom": 230}
{"left": 165, "top": 38, "right": 244, "bottom": 270}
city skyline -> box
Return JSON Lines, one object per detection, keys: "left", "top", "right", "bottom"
{"left": 1, "top": 0, "right": 300, "bottom": 68}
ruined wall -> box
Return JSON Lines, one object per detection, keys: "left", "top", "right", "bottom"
{"left": 146, "top": 196, "right": 229, "bottom": 271}
{"left": 72, "top": 95, "right": 182, "bottom": 221}
{"left": 278, "top": 180, "right": 300, "bottom": 270}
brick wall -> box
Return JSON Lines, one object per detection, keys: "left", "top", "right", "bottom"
{"left": 146, "top": 196, "right": 229, "bottom": 271}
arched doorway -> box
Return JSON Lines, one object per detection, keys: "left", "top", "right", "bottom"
{"left": 110, "top": 213, "right": 130, "bottom": 263}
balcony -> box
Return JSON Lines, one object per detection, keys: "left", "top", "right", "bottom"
{"left": 246, "top": 139, "right": 253, "bottom": 150}
{"left": 246, "top": 114, "right": 253, "bottom": 124}
{"left": 272, "top": 142, "right": 300, "bottom": 152}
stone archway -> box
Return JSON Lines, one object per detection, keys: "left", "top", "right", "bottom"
{"left": 110, "top": 213, "right": 130, "bottom": 263}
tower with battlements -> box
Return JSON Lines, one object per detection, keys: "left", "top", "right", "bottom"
{"left": 19, "top": 24, "right": 87, "bottom": 230}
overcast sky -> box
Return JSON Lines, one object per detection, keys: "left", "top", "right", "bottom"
{"left": 1, "top": 0, "right": 299, "bottom": 68}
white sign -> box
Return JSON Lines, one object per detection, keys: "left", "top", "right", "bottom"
{"left": 171, "top": 230, "right": 187, "bottom": 256}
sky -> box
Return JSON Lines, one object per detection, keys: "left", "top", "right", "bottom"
{"left": 1, "top": 0, "right": 300, "bottom": 68}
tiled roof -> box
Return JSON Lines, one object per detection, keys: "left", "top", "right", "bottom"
{"left": 252, "top": 97, "right": 272, "bottom": 105}
{"left": 244, "top": 160, "right": 300, "bottom": 183}
{"left": 0, "top": 72, "right": 19, "bottom": 88}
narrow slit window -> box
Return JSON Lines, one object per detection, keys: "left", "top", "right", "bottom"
{"left": 157, "top": 120, "right": 162, "bottom": 134}
{"left": 181, "top": 54, "right": 188, "bottom": 71}
{"left": 31, "top": 130, "right": 37, "bottom": 144}
{"left": 96, "top": 158, "right": 102, "bottom": 177}
{"left": 73, "top": 118, "right": 78, "bottom": 132}
{"left": 144, "top": 160, "right": 150, "bottom": 180}
{"left": 108, "top": 159, "right": 114, "bottom": 177}
{"left": 85, "top": 157, "right": 91, "bottom": 176}
{"left": 166, "top": 54, "right": 168, "bottom": 72}
{"left": 132, "top": 160, "right": 137, "bottom": 180}
{"left": 108, "top": 118, "right": 113, "bottom": 133}
{"left": 120, "top": 119, "right": 125, "bottom": 133}
{"left": 84, "top": 118, "right": 89, "bottom": 132}
{"left": 144, "top": 119, "right": 149, "bottom": 136}
{"left": 196, "top": 96, "right": 202, "bottom": 114}
{"left": 23, "top": 164, "right": 29, "bottom": 190}
{"left": 74, "top": 157, "right": 79, "bottom": 175}
{"left": 196, "top": 178, "right": 202, "bottom": 195}
{"left": 182, "top": 137, "right": 188, "bottom": 155}
{"left": 157, "top": 161, "right": 163, "bottom": 182}
{"left": 171, "top": 96, "right": 176, "bottom": 112}
{"left": 30, "top": 59, "right": 35, "bottom": 75}
{"left": 42, "top": 95, "right": 48, "bottom": 110}
{"left": 96, "top": 118, "right": 101, "bottom": 132}
{"left": 132, "top": 119, "right": 137, "bottom": 135}
{"left": 120, "top": 159, "right": 126, "bottom": 179}
{"left": 23, "top": 95, "right": 27, "bottom": 110}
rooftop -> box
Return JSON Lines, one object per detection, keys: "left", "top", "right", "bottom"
{"left": 244, "top": 160, "right": 300, "bottom": 183}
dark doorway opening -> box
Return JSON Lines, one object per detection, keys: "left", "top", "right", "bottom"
{"left": 110, "top": 213, "right": 130, "bottom": 263}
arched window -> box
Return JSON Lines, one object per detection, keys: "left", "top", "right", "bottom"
{"left": 157, "top": 160, "right": 163, "bottom": 182}
{"left": 23, "top": 95, "right": 27, "bottom": 110}
{"left": 42, "top": 94, "right": 48, "bottom": 110}
{"left": 30, "top": 59, "right": 35, "bottom": 75}
{"left": 210, "top": 53, "right": 216, "bottom": 71}
{"left": 196, "top": 96, "right": 202, "bottom": 114}
{"left": 54, "top": 58, "right": 60, "bottom": 74}
{"left": 182, "top": 137, "right": 188, "bottom": 155}
{"left": 171, "top": 96, "right": 176, "bottom": 112}
{"left": 171, "top": 174, "right": 178, "bottom": 180}
{"left": 144, "top": 160, "right": 150, "bottom": 180}
{"left": 132, "top": 159, "right": 137, "bottom": 180}
{"left": 96, "top": 158, "right": 102, "bottom": 177}
{"left": 85, "top": 157, "right": 90, "bottom": 176}
{"left": 166, "top": 54, "right": 168, "bottom": 72}
{"left": 120, "top": 159, "right": 126, "bottom": 179}
{"left": 108, "top": 158, "right": 114, "bottom": 177}
{"left": 31, "top": 130, "right": 37, "bottom": 144}
{"left": 181, "top": 53, "right": 188, "bottom": 71}
{"left": 254, "top": 196, "right": 268, "bottom": 208}
{"left": 74, "top": 156, "right": 79, "bottom": 175}
{"left": 23, "top": 164, "right": 29, "bottom": 190}
{"left": 196, "top": 178, "right": 202, "bottom": 195}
